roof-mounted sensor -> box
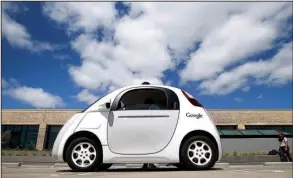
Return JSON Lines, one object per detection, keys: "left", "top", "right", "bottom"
{"left": 142, "top": 82, "right": 150, "bottom": 85}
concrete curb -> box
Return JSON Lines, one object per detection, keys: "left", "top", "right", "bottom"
{"left": 215, "top": 163, "right": 229, "bottom": 168}
{"left": 21, "top": 164, "right": 55, "bottom": 168}
{"left": 54, "top": 163, "right": 67, "bottom": 167}
{"left": 2, "top": 162, "right": 22, "bottom": 168}
{"left": 264, "top": 162, "right": 293, "bottom": 166}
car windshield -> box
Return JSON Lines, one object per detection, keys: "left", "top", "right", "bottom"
{"left": 81, "top": 91, "right": 113, "bottom": 112}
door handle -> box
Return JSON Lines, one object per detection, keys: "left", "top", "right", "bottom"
{"left": 118, "top": 115, "right": 169, "bottom": 118}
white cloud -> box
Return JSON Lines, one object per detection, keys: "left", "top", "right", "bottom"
{"left": 75, "top": 89, "right": 99, "bottom": 105}
{"left": 180, "top": 15, "right": 277, "bottom": 81}
{"left": 42, "top": 2, "right": 292, "bottom": 95}
{"left": 2, "top": 79, "right": 8, "bottom": 88}
{"left": 257, "top": 94, "right": 263, "bottom": 99}
{"left": 9, "top": 87, "right": 65, "bottom": 108}
{"left": 2, "top": 2, "right": 28, "bottom": 13}
{"left": 128, "top": 2, "right": 247, "bottom": 59}
{"left": 67, "top": 20, "right": 170, "bottom": 90}
{"left": 234, "top": 97, "right": 243, "bottom": 102}
{"left": 2, "top": 78, "right": 19, "bottom": 89}
{"left": 198, "top": 42, "right": 292, "bottom": 95}
{"left": 242, "top": 86, "right": 250, "bottom": 92}
{"left": 2, "top": 3, "right": 58, "bottom": 52}
{"left": 43, "top": 2, "right": 117, "bottom": 33}
{"left": 3, "top": 78, "right": 65, "bottom": 108}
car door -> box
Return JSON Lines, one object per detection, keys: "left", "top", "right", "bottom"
{"left": 107, "top": 87, "right": 180, "bottom": 155}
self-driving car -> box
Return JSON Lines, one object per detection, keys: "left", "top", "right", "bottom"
{"left": 52, "top": 82, "right": 222, "bottom": 171}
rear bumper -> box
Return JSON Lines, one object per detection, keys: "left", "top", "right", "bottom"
{"left": 204, "top": 108, "right": 222, "bottom": 161}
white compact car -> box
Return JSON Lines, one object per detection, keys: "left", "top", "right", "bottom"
{"left": 52, "top": 82, "right": 222, "bottom": 171}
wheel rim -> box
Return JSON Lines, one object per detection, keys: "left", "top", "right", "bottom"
{"left": 71, "top": 142, "right": 96, "bottom": 168}
{"left": 187, "top": 140, "right": 212, "bottom": 166}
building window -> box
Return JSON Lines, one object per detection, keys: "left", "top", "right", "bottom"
{"left": 1, "top": 125, "right": 39, "bottom": 150}
{"left": 44, "top": 125, "right": 63, "bottom": 150}
{"left": 246, "top": 125, "right": 293, "bottom": 134}
{"left": 217, "top": 125, "right": 237, "bottom": 130}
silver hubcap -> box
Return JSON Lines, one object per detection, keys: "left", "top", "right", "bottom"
{"left": 71, "top": 142, "right": 96, "bottom": 168}
{"left": 187, "top": 140, "right": 212, "bottom": 166}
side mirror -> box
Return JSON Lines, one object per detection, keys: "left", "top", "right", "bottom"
{"left": 106, "top": 102, "right": 110, "bottom": 109}
{"left": 97, "top": 100, "right": 111, "bottom": 111}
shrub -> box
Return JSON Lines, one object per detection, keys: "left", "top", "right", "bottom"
{"left": 223, "top": 151, "right": 270, "bottom": 156}
{"left": 41, "top": 151, "right": 48, "bottom": 156}
{"left": 15, "top": 151, "right": 23, "bottom": 156}
{"left": 1, "top": 149, "right": 51, "bottom": 156}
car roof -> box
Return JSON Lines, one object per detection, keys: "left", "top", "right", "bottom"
{"left": 120, "top": 84, "right": 180, "bottom": 92}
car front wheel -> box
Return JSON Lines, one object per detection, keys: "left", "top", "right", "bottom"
{"left": 66, "top": 137, "right": 102, "bottom": 172}
{"left": 180, "top": 135, "right": 217, "bottom": 170}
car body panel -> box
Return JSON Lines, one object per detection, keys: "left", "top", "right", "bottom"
{"left": 52, "top": 84, "right": 223, "bottom": 163}
{"left": 75, "top": 111, "right": 109, "bottom": 145}
{"left": 107, "top": 110, "right": 179, "bottom": 154}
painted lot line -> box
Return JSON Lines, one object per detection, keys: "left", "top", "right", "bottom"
{"left": 2, "top": 166, "right": 292, "bottom": 178}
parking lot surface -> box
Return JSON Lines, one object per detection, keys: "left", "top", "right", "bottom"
{"left": 2, "top": 164, "right": 292, "bottom": 178}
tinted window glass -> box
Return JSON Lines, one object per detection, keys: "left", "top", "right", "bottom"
{"left": 25, "top": 126, "right": 39, "bottom": 149}
{"left": 246, "top": 125, "right": 293, "bottom": 134}
{"left": 217, "top": 125, "right": 237, "bottom": 130}
{"left": 44, "top": 125, "right": 63, "bottom": 150}
{"left": 1, "top": 125, "right": 39, "bottom": 150}
{"left": 117, "top": 89, "right": 168, "bottom": 110}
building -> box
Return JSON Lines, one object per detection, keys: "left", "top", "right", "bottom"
{"left": 1, "top": 109, "right": 292, "bottom": 153}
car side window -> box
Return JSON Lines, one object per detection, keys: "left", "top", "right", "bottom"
{"left": 116, "top": 89, "right": 168, "bottom": 111}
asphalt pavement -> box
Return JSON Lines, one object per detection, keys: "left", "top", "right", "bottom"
{"left": 2, "top": 164, "right": 292, "bottom": 178}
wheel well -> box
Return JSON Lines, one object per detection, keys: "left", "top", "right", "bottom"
{"left": 179, "top": 130, "right": 219, "bottom": 162}
{"left": 63, "top": 131, "right": 102, "bottom": 162}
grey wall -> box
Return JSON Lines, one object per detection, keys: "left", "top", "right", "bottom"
{"left": 221, "top": 138, "right": 293, "bottom": 153}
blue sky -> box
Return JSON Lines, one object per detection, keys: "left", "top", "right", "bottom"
{"left": 2, "top": 2, "right": 292, "bottom": 109}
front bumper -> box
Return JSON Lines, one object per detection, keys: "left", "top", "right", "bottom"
{"left": 52, "top": 113, "right": 85, "bottom": 162}
{"left": 217, "top": 138, "right": 223, "bottom": 161}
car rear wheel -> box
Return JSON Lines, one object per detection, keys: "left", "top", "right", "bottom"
{"left": 66, "top": 137, "right": 102, "bottom": 172}
{"left": 180, "top": 135, "right": 217, "bottom": 170}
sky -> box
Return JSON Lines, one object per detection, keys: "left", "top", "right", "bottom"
{"left": 1, "top": 2, "right": 292, "bottom": 110}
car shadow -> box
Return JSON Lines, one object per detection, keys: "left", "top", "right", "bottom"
{"left": 56, "top": 167, "right": 223, "bottom": 173}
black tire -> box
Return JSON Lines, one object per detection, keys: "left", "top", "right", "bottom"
{"left": 66, "top": 137, "right": 102, "bottom": 172}
{"left": 173, "top": 163, "right": 186, "bottom": 170}
{"left": 180, "top": 135, "right": 217, "bottom": 170}
{"left": 97, "top": 163, "right": 112, "bottom": 171}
